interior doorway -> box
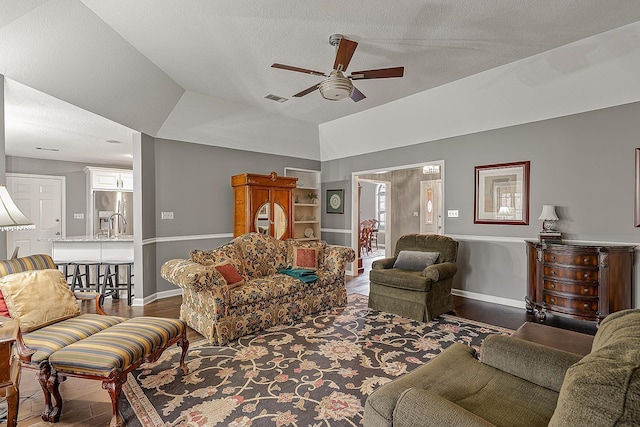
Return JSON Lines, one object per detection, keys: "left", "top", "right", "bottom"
{"left": 350, "top": 161, "right": 445, "bottom": 276}
{"left": 6, "top": 173, "right": 65, "bottom": 257}
{"left": 420, "top": 160, "right": 444, "bottom": 235}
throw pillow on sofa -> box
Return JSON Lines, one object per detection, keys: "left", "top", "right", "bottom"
{"left": 0, "top": 269, "right": 80, "bottom": 332}
{"left": 393, "top": 250, "right": 439, "bottom": 271}
{"left": 288, "top": 240, "right": 325, "bottom": 270}
{"left": 214, "top": 262, "right": 244, "bottom": 289}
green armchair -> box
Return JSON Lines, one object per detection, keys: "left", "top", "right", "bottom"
{"left": 363, "top": 309, "right": 640, "bottom": 427}
{"left": 368, "top": 234, "right": 458, "bottom": 321}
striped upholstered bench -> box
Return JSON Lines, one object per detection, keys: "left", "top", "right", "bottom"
{"left": 46, "top": 316, "right": 189, "bottom": 427}
{"left": 0, "top": 254, "right": 189, "bottom": 426}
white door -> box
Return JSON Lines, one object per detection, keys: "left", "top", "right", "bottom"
{"left": 6, "top": 175, "right": 64, "bottom": 257}
{"left": 420, "top": 179, "right": 443, "bottom": 235}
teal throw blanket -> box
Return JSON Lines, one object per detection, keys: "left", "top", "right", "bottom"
{"left": 278, "top": 268, "right": 318, "bottom": 284}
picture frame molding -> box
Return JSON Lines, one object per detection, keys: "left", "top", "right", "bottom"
{"left": 474, "top": 160, "right": 530, "bottom": 225}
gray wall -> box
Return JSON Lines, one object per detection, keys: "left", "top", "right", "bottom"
{"left": 153, "top": 138, "right": 320, "bottom": 293}
{"left": 0, "top": 75, "right": 5, "bottom": 259}
{"left": 321, "top": 101, "right": 640, "bottom": 307}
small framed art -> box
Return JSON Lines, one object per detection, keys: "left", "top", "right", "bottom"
{"left": 326, "top": 189, "right": 344, "bottom": 214}
{"left": 474, "top": 161, "right": 530, "bottom": 225}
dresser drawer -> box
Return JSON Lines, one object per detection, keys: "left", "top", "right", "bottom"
{"left": 544, "top": 251, "right": 598, "bottom": 267}
{"left": 543, "top": 265, "right": 598, "bottom": 282}
{"left": 543, "top": 280, "right": 598, "bottom": 296}
{"left": 543, "top": 293, "right": 598, "bottom": 314}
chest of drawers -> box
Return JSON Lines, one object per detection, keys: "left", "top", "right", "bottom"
{"left": 525, "top": 241, "right": 635, "bottom": 323}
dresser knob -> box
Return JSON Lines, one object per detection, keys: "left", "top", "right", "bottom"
{"left": 584, "top": 273, "right": 589, "bottom": 278}
{"left": 550, "top": 298, "right": 555, "bottom": 303}
{"left": 584, "top": 303, "right": 589, "bottom": 309}
{"left": 584, "top": 288, "right": 590, "bottom": 293}
{"left": 583, "top": 258, "right": 589, "bottom": 263}
{"left": 550, "top": 270, "right": 555, "bottom": 275}
{"left": 550, "top": 284, "right": 555, "bottom": 289}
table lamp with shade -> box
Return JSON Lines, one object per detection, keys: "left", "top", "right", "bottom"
{"left": 0, "top": 185, "right": 35, "bottom": 258}
{"left": 538, "top": 204, "right": 561, "bottom": 242}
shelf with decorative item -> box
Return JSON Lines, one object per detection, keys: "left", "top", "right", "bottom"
{"left": 285, "top": 167, "right": 321, "bottom": 242}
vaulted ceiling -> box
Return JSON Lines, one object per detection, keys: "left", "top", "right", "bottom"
{"left": 2, "top": 1, "right": 640, "bottom": 165}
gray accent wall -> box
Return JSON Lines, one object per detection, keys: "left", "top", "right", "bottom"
{"left": 152, "top": 137, "right": 320, "bottom": 293}
{"left": 322, "top": 101, "right": 640, "bottom": 308}
{"left": 0, "top": 75, "right": 5, "bottom": 259}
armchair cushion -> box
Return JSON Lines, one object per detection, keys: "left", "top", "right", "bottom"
{"left": 393, "top": 250, "right": 439, "bottom": 271}
{"left": 0, "top": 269, "right": 80, "bottom": 332}
{"left": 0, "top": 254, "right": 57, "bottom": 277}
{"left": 549, "top": 309, "right": 640, "bottom": 426}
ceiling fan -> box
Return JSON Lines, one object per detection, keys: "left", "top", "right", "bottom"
{"left": 271, "top": 34, "right": 404, "bottom": 102}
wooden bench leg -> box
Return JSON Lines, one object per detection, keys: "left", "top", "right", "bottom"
{"left": 103, "top": 373, "right": 127, "bottom": 427}
{"left": 44, "top": 370, "right": 65, "bottom": 422}
{"left": 178, "top": 332, "right": 190, "bottom": 375}
{"left": 36, "top": 363, "right": 54, "bottom": 422}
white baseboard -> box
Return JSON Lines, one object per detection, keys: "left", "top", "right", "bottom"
{"left": 131, "top": 287, "right": 182, "bottom": 306}
{"left": 452, "top": 288, "right": 526, "bottom": 309}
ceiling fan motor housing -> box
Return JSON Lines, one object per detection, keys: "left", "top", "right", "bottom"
{"left": 319, "top": 70, "right": 353, "bottom": 100}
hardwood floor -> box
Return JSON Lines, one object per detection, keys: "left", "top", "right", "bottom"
{"left": 5, "top": 256, "right": 596, "bottom": 426}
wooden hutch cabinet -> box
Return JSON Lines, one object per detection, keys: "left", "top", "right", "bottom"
{"left": 525, "top": 240, "right": 635, "bottom": 324}
{"left": 232, "top": 171, "right": 297, "bottom": 240}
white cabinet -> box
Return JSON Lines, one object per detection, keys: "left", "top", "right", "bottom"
{"left": 85, "top": 167, "right": 133, "bottom": 191}
{"left": 284, "top": 167, "right": 321, "bottom": 241}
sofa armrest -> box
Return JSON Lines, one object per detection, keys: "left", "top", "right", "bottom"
{"left": 394, "top": 388, "right": 496, "bottom": 427}
{"left": 480, "top": 334, "right": 583, "bottom": 392}
{"left": 422, "top": 261, "right": 457, "bottom": 282}
{"left": 161, "top": 259, "right": 227, "bottom": 293}
{"left": 322, "top": 245, "right": 356, "bottom": 275}
{"left": 371, "top": 257, "right": 396, "bottom": 270}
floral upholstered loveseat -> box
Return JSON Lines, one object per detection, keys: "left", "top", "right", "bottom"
{"left": 161, "top": 233, "right": 355, "bottom": 344}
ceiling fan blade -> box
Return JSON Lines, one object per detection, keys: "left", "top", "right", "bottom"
{"left": 271, "top": 63, "right": 326, "bottom": 77}
{"left": 293, "top": 83, "right": 321, "bottom": 97}
{"left": 349, "top": 66, "right": 404, "bottom": 80}
{"left": 333, "top": 38, "right": 358, "bottom": 72}
{"left": 350, "top": 85, "right": 366, "bottom": 102}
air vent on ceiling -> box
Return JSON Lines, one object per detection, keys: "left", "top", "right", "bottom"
{"left": 265, "top": 94, "right": 288, "bottom": 103}
{"left": 35, "top": 147, "right": 60, "bottom": 152}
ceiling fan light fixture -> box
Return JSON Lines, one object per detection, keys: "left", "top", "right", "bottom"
{"left": 319, "top": 70, "right": 353, "bottom": 101}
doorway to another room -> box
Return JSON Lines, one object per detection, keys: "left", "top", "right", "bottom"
{"left": 351, "top": 160, "right": 445, "bottom": 277}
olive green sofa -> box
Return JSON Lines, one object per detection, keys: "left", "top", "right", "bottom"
{"left": 368, "top": 234, "right": 458, "bottom": 321}
{"left": 363, "top": 309, "right": 640, "bottom": 427}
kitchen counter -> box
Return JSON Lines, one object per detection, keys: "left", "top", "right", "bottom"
{"left": 46, "top": 236, "right": 134, "bottom": 262}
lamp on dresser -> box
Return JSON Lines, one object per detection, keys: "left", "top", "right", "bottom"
{"left": 538, "top": 204, "right": 561, "bottom": 243}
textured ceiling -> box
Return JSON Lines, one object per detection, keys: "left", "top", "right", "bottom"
{"left": 1, "top": 1, "right": 640, "bottom": 164}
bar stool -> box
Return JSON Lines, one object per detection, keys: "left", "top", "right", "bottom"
{"left": 54, "top": 261, "right": 73, "bottom": 286}
{"left": 70, "top": 261, "right": 102, "bottom": 292}
{"left": 101, "top": 261, "right": 134, "bottom": 305}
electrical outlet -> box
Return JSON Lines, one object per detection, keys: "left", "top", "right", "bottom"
{"left": 447, "top": 209, "right": 459, "bottom": 218}
{"left": 73, "top": 213, "right": 84, "bottom": 219}
{"left": 161, "top": 211, "right": 174, "bottom": 220}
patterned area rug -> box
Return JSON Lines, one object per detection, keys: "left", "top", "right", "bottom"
{"left": 120, "top": 294, "right": 513, "bottom": 426}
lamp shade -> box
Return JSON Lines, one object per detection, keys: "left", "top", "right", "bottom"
{"left": 538, "top": 205, "right": 559, "bottom": 221}
{"left": 0, "top": 185, "right": 35, "bottom": 231}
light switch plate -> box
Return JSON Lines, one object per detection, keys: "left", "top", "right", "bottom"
{"left": 447, "top": 209, "right": 459, "bottom": 218}
{"left": 161, "top": 211, "right": 174, "bottom": 220}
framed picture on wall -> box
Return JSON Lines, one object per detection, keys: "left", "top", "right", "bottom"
{"left": 474, "top": 161, "right": 530, "bottom": 225}
{"left": 326, "top": 189, "right": 344, "bottom": 214}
